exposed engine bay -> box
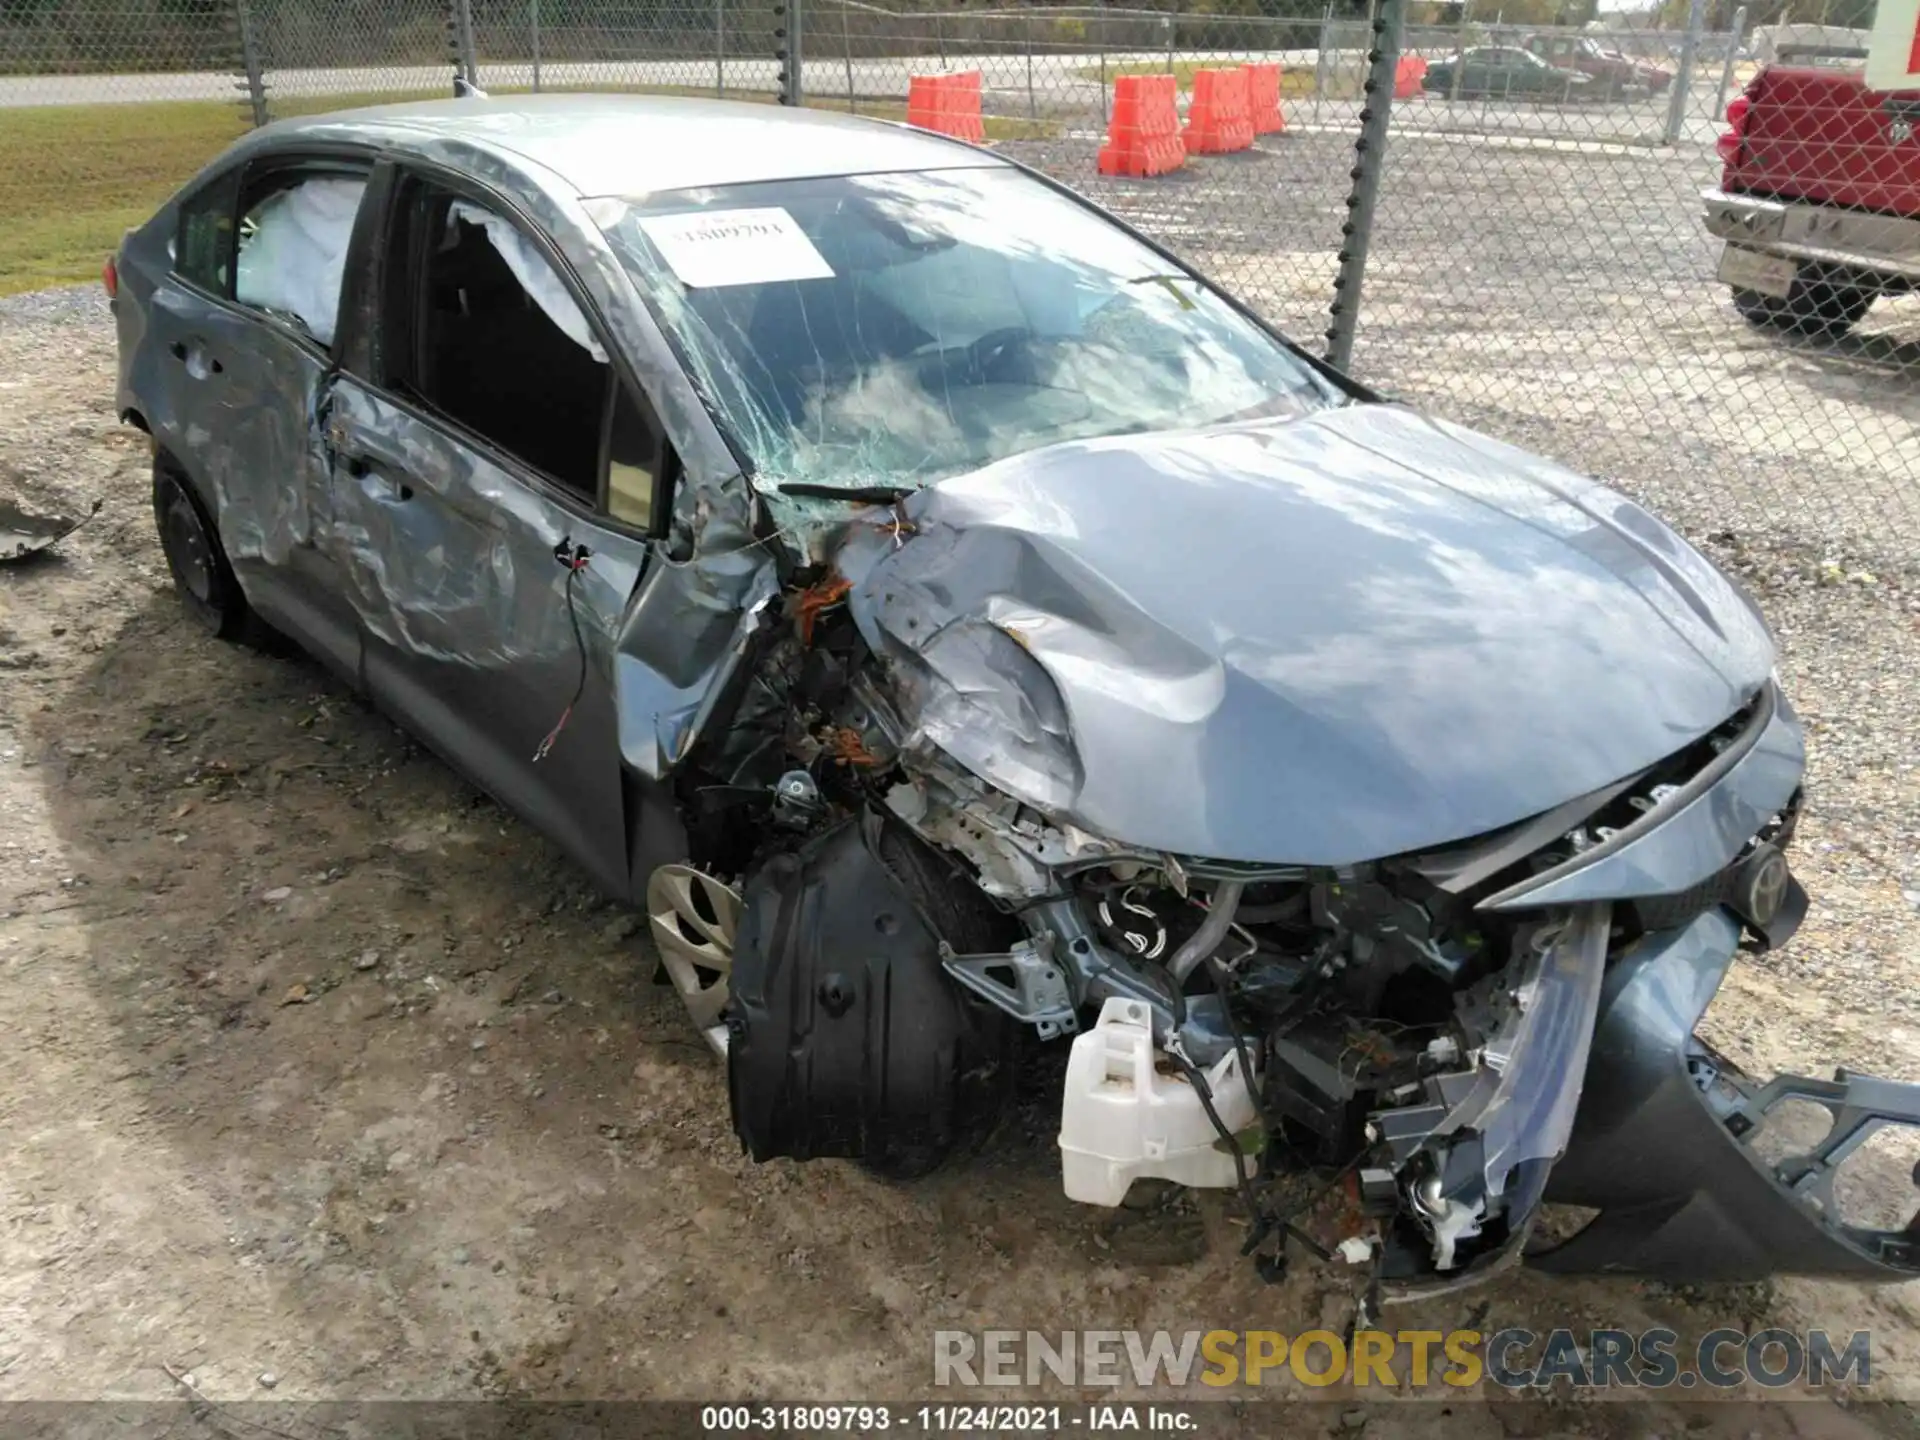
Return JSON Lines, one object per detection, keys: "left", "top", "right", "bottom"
{"left": 638, "top": 408, "right": 1920, "bottom": 1294}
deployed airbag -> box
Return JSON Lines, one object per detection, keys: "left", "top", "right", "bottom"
{"left": 449, "top": 201, "right": 607, "bottom": 362}
{"left": 234, "top": 176, "right": 367, "bottom": 346}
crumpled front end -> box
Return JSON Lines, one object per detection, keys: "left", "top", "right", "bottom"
{"left": 682, "top": 415, "right": 1920, "bottom": 1294}
{"left": 827, "top": 649, "right": 1920, "bottom": 1291}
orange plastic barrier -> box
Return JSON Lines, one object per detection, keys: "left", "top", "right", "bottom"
{"left": 1243, "top": 61, "right": 1286, "bottom": 135}
{"left": 1184, "top": 67, "right": 1255, "bottom": 155}
{"left": 1393, "top": 55, "right": 1429, "bottom": 99}
{"left": 949, "top": 69, "right": 985, "bottom": 140}
{"left": 1097, "top": 74, "right": 1186, "bottom": 177}
{"left": 906, "top": 69, "right": 986, "bottom": 142}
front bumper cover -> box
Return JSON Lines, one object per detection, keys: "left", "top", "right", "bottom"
{"left": 1530, "top": 908, "right": 1920, "bottom": 1281}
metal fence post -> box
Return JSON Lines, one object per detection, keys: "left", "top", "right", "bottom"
{"left": 717, "top": 0, "right": 726, "bottom": 96}
{"left": 843, "top": 1, "right": 856, "bottom": 111}
{"left": 1313, "top": 3, "right": 1331, "bottom": 124}
{"left": 452, "top": 0, "right": 479, "bottom": 85}
{"left": 531, "top": 0, "right": 542, "bottom": 91}
{"left": 1449, "top": 4, "right": 1466, "bottom": 102}
{"left": 232, "top": 0, "right": 269, "bottom": 127}
{"left": 1664, "top": 0, "right": 1704, "bottom": 145}
{"left": 1714, "top": 4, "right": 1748, "bottom": 122}
{"left": 1325, "top": 0, "right": 1405, "bottom": 373}
{"left": 1026, "top": 15, "right": 1036, "bottom": 120}
{"left": 777, "top": 0, "right": 803, "bottom": 105}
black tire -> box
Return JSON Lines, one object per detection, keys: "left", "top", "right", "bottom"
{"left": 1732, "top": 267, "right": 1875, "bottom": 340}
{"left": 151, "top": 458, "right": 256, "bottom": 642}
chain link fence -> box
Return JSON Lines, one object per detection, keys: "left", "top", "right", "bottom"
{"left": 3, "top": 0, "right": 1916, "bottom": 568}
{"left": 1346, "top": 3, "right": 1920, "bottom": 566}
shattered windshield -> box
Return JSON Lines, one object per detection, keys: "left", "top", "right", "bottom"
{"left": 595, "top": 166, "right": 1339, "bottom": 494}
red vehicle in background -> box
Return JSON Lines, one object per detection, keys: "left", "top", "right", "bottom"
{"left": 1705, "top": 48, "right": 1920, "bottom": 337}
{"left": 1525, "top": 33, "right": 1674, "bottom": 97}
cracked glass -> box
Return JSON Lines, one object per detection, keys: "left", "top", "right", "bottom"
{"left": 595, "top": 166, "right": 1341, "bottom": 496}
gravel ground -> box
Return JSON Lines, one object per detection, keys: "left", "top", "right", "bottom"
{"left": 2, "top": 117, "right": 1919, "bottom": 1429}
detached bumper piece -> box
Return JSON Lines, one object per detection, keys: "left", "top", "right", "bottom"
{"left": 1, "top": 497, "right": 101, "bottom": 564}
{"left": 1532, "top": 909, "right": 1920, "bottom": 1281}
{"left": 1368, "top": 905, "right": 1613, "bottom": 1289}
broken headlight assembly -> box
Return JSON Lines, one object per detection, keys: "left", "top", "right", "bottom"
{"left": 645, "top": 509, "right": 1920, "bottom": 1296}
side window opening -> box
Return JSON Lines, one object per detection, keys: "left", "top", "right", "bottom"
{"left": 234, "top": 169, "right": 370, "bottom": 349}
{"left": 605, "top": 379, "right": 662, "bottom": 532}
{"left": 173, "top": 168, "right": 243, "bottom": 294}
{"left": 384, "top": 180, "right": 626, "bottom": 504}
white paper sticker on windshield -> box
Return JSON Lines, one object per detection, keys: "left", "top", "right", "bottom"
{"left": 637, "top": 207, "right": 834, "bottom": 289}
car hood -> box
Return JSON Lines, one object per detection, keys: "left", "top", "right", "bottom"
{"left": 843, "top": 402, "right": 1775, "bottom": 865}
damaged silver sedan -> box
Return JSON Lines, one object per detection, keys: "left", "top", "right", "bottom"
{"left": 112, "top": 93, "right": 1920, "bottom": 1292}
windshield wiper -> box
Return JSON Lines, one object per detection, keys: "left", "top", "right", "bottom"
{"left": 776, "top": 482, "right": 918, "bottom": 503}
{"left": 1130, "top": 274, "right": 1199, "bottom": 310}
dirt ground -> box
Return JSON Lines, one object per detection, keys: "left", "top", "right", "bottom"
{"left": 3, "top": 272, "right": 1920, "bottom": 1433}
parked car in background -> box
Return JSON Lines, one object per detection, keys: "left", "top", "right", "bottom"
{"left": 1705, "top": 50, "right": 1917, "bottom": 338}
{"left": 1423, "top": 46, "right": 1594, "bottom": 101}
{"left": 109, "top": 93, "right": 1920, "bottom": 1297}
{"left": 1524, "top": 32, "right": 1673, "bottom": 96}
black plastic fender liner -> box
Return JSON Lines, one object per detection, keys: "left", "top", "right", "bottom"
{"left": 726, "top": 814, "right": 1016, "bottom": 1178}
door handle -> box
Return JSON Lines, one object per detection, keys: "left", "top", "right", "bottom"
{"left": 344, "top": 456, "right": 413, "bottom": 501}
{"left": 169, "top": 339, "right": 223, "bottom": 377}
{"left": 326, "top": 419, "right": 414, "bottom": 501}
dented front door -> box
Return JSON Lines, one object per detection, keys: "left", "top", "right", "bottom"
{"left": 323, "top": 376, "right": 647, "bottom": 899}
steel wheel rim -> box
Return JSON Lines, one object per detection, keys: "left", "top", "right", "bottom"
{"left": 162, "top": 485, "right": 215, "bottom": 605}
{"left": 646, "top": 864, "right": 741, "bottom": 1056}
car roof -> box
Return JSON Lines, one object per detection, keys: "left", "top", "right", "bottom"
{"left": 257, "top": 93, "right": 1007, "bottom": 198}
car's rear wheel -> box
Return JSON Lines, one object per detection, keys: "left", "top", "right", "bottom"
{"left": 152, "top": 459, "right": 256, "bottom": 641}
{"left": 1732, "top": 266, "right": 1875, "bottom": 339}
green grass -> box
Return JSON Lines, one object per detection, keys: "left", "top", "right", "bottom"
{"left": 0, "top": 86, "right": 1054, "bottom": 296}
{"left": 0, "top": 90, "right": 449, "bottom": 296}
{"left": 2, "top": 97, "right": 247, "bottom": 295}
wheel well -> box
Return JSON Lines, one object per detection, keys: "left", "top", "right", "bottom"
{"left": 119, "top": 407, "right": 151, "bottom": 434}
{"left": 150, "top": 447, "right": 223, "bottom": 544}
{"left": 152, "top": 444, "right": 203, "bottom": 498}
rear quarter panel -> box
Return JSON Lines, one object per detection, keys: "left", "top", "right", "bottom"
{"left": 114, "top": 209, "right": 176, "bottom": 432}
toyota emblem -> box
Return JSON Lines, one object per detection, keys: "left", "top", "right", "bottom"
{"left": 1740, "top": 845, "right": 1792, "bottom": 928}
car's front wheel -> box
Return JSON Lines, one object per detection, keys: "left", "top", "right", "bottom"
{"left": 1732, "top": 266, "right": 1875, "bottom": 339}
{"left": 152, "top": 458, "right": 257, "bottom": 641}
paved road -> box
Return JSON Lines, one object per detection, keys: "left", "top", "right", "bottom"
{"left": 0, "top": 47, "right": 1727, "bottom": 145}
{"left": 1, "top": 51, "right": 1268, "bottom": 108}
